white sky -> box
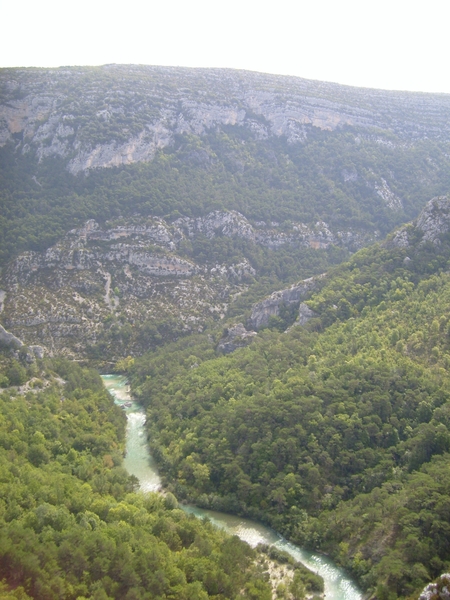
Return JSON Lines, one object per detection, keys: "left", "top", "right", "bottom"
{"left": 1, "top": 0, "right": 449, "bottom": 94}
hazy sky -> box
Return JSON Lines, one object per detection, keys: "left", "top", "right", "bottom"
{"left": 2, "top": 0, "right": 449, "bottom": 94}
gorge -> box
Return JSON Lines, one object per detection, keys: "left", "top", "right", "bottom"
{"left": 102, "top": 374, "right": 362, "bottom": 600}
{"left": 2, "top": 64, "right": 450, "bottom": 599}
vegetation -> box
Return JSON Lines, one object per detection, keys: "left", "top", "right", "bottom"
{"left": 4, "top": 66, "right": 450, "bottom": 598}
{"left": 130, "top": 220, "right": 450, "bottom": 598}
{"left": 2, "top": 64, "right": 450, "bottom": 273}
{"left": 0, "top": 357, "right": 283, "bottom": 599}
{"left": 2, "top": 124, "right": 450, "bottom": 266}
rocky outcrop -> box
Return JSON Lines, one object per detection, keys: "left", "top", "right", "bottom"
{"left": 298, "top": 302, "right": 317, "bottom": 326}
{"left": 390, "top": 227, "right": 411, "bottom": 248}
{"left": 250, "top": 275, "right": 324, "bottom": 330}
{"left": 210, "top": 260, "right": 256, "bottom": 281}
{"left": 416, "top": 196, "right": 450, "bottom": 244}
{"left": 217, "top": 323, "right": 257, "bottom": 354}
{"left": 73, "top": 218, "right": 182, "bottom": 250}
{"left": 175, "top": 211, "right": 256, "bottom": 241}
{"left": 0, "top": 208, "right": 377, "bottom": 360}
{"left": 0, "top": 324, "right": 23, "bottom": 349}
{"left": 67, "top": 128, "right": 171, "bottom": 174}
{"left": 0, "top": 215, "right": 260, "bottom": 359}
{"left": 174, "top": 212, "right": 371, "bottom": 251}
{"left": 0, "top": 205, "right": 379, "bottom": 359}
{"left": 28, "top": 345, "right": 45, "bottom": 359}
{"left": 375, "top": 178, "right": 403, "bottom": 211}
{"left": 419, "top": 574, "right": 450, "bottom": 600}
{"left": 0, "top": 324, "right": 45, "bottom": 359}
{"left": 1, "top": 211, "right": 340, "bottom": 358}
{"left": 390, "top": 196, "right": 450, "bottom": 248}
{"left": 6, "top": 218, "right": 198, "bottom": 286}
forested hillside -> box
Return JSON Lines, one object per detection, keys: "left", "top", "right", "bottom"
{"left": 129, "top": 196, "right": 450, "bottom": 598}
{"left": 2, "top": 66, "right": 450, "bottom": 599}
{"left": 0, "top": 357, "right": 307, "bottom": 599}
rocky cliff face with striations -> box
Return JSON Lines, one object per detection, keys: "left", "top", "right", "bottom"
{"left": 2, "top": 66, "right": 450, "bottom": 364}
{"left": 1, "top": 213, "right": 263, "bottom": 360}
{"left": 0, "top": 206, "right": 368, "bottom": 360}
{"left": 2, "top": 64, "right": 450, "bottom": 275}
{"left": 0, "top": 324, "right": 44, "bottom": 361}
{"left": 174, "top": 210, "right": 371, "bottom": 250}
{"left": 1, "top": 65, "right": 450, "bottom": 175}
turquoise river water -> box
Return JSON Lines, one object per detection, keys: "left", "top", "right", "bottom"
{"left": 102, "top": 374, "right": 362, "bottom": 600}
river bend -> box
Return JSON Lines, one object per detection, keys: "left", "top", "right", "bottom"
{"left": 102, "top": 374, "right": 362, "bottom": 600}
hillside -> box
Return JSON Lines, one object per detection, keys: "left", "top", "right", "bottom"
{"left": 2, "top": 65, "right": 450, "bottom": 362}
{"left": 2, "top": 65, "right": 450, "bottom": 598}
{"left": 0, "top": 358, "right": 308, "bottom": 600}
{"left": 0, "top": 211, "right": 347, "bottom": 361}
{"left": 1, "top": 65, "right": 450, "bottom": 268}
{"left": 129, "top": 196, "right": 450, "bottom": 598}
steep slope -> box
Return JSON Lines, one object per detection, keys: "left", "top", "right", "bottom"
{"left": 1, "top": 65, "right": 450, "bottom": 266}
{"left": 0, "top": 359, "right": 291, "bottom": 600}
{"left": 0, "top": 211, "right": 348, "bottom": 361}
{"left": 3, "top": 65, "right": 450, "bottom": 597}
{"left": 129, "top": 196, "right": 450, "bottom": 598}
{"left": 2, "top": 65, "right": 450, "bottom": 170}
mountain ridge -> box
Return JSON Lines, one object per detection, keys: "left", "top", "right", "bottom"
{"left": 2, "top": 65, "right": 450, "bottom": 176}
{"left": 0, "top": 210, "right": 343, "bottom": 360}
{"left": 2, "top": 64, "right": 450, "bottom": 268}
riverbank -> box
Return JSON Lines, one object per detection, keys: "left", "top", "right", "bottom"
{"left": 102, "top": 374, "right": 362, "bottom": 600}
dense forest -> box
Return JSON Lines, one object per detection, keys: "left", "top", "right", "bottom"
{"left": 0, "top": 357, "right": 326, "bottom": 599}
{"left": 129, "top": 205, "right": 450, "bottom": 598}
{"left": 2, "top": 65, "right": 450, "bottom": 599}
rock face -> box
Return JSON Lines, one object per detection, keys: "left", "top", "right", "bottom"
{"left": 217, "top": 323, "right": 257, "bottom": 354}
{"left": 175, "top": 211, "right": 367, "bottom": 251}
{"left": 249, "top": 275, "right": 324, "bottom": 330}
{"left": 0, "top": 205, "right": 378, "bottom": 360}
{"left": 7, "top": 214, "right": 275, "bottom": 285}
{"left": 0, "top": 324, "right": 23, "bottom": 349}
{"left": 175, "top": 212, "right": 256, "bottom": 242}
{"left": 419, "top": 574, "right": 450, "bottom": 600}
{"left": 375, "top": 178, "right": 403, "bottom": 211}
{"left": 1, "top": 65, "right": 450, "bottom": 175}
{"left": 298, "top": 302, "right": 317, "bottom": 326}
{"left": 0, "top": 324, "right": 44, "bottom": 360}
{"left": 0, "top": 209, "right": 346, "bottom": 358}
{"left": 390, "top": 196, "right": 450, "bottom": 248}
{"left": 1, "top": 214, "right": 262, "bottom": 359}
{"left": 416, "top": 196, "right": 450, "bottom": 244}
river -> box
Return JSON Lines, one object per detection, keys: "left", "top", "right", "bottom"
{"left": 102, "top": 374, "right": 362, "bottom": 600}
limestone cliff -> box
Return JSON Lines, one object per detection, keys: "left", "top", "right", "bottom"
{"left": 0, "top": 324, "right": 44, "bottom": 360}
{"left": 419, "top": 574, "right": 450, "bottom": 600}
{"left": 249, "top": 275, "right": 324, "bottom": 330}
{"left": 1, "top": 65, "right": 450, "bottom": 175}
{"left": 3, "top": 65, "right": 450, "bottom": 275}
{"left": 217, "top": 323, "right": 257, "bottom": 354}
{"left": 1, "top": 214, "right": 260, "bottom": 360}
{"left": 1, "top": 205, "right": 369, "bottom": 359}
{"left": 390, "top": 195, "right": 450, "bottom": 248}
